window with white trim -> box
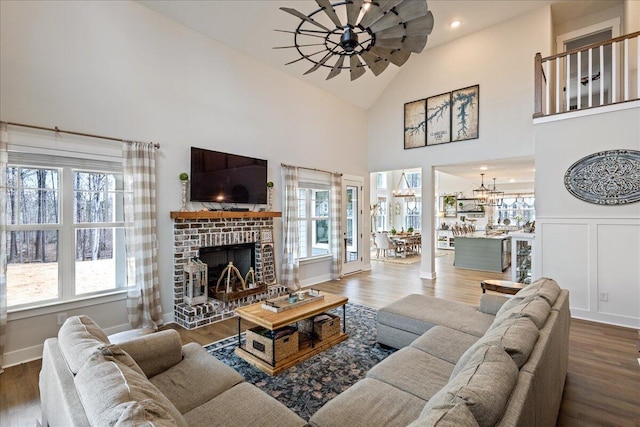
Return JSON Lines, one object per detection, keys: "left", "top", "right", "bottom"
{"left": 6, "top": 154, "right": 126, "bottom": 309}
{"left": 297, "top": 185, "right": 330, "bottom": 259}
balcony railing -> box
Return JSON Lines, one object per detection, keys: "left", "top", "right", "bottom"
{"left": 534, "top": 31, "right": 640, "bottom": 118}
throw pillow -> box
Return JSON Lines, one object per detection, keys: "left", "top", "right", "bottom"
{"left": 423, "top": 345, "right": 518, "bottom": 427}
{"left": 451, "top": 317, "right": 539, "bottom": 379}
{"left": 514, "top": 277, "right": 561, "bottom": 306}
{"left": 494, "top": 295, "right": 551, "bottom": 329}
{"left": 75, "top": 350, "right": 187, "bottom": 427}
{"left": 58, "top": 315, "right": 111, "bottom": 374}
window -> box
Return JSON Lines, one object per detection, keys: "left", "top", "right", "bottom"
{"left": 376, "top": 196, "right": 387, "bottom": 232}
{"left": 497, "top": 195, "right": 535, "bottom": 224}
{"left": 404, "top": 197, "right": 421, "bottom": 231}
{"left": 406, "top": 172, "right": 421, "bottom": 189}
{"left": 298, "top": 186, "right": 330, "bottom": 259}
{"left": 6, "top": 157, "right": 125, "bottom": 309}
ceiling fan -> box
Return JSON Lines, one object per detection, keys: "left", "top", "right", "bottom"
{"left": 275, "top": 0, "right": 434, "bottom": 81}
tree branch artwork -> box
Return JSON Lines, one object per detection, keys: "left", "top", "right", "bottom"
{"left": 426, "top": 92, "right": 451, "bottom": 145}
{"left": 451, "top": 85, "right": 479, "bottom": 142}
{"left": 404, "top": 99, "right": 426, "bottom": 149}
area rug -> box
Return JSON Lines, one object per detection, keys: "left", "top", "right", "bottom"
{"left": 371, "top": 254, "right": 421, "bottom": 264}
{"left": 205, "top": 303, "right": 395, "bottom": 421}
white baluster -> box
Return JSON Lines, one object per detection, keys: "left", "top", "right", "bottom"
{"left": 588, "top": 48, "right": 593, "bottom": 108}
{"left": 600, "top": 45, "right": 604, "bottom": 106}
{"left": 566, "top": 54, "right": 571, "bottom": 111}
{"left": 577, "top": 51, "right": 582, "bottom": 110}
{"left": 624, "top": 38, "right": 629, "bottom": 101}
{"left": 556, "top": 58, "right": 560, "bottom": 113}
{"left": 612, "top": 41, "right": 617, "bottom": 103}
{"left": 545, "top": 60, "right": 550, "bottom": 115}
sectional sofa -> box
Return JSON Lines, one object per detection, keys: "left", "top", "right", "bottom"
{"left": 40, "top": 277, "right": 568, "bottom": 427}
{"left": 309, "top": 277, "right": 570, "bottom": 427}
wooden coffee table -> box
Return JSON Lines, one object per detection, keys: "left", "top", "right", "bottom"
{"left": 481, "top": 279, "right": 526, "bottom": 295}
{"left": 234, "top": 292, "right": 348, "bottom": 375}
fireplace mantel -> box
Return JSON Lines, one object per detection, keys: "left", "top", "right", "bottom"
{"left": 170, "top": 211, "right": 282, "bottom": 220}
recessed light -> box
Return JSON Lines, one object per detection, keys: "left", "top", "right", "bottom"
{"left": 510, "top": 179, "right": 516, "bottom": 183}
{"left": 480, "top": 166, "right": 488, "bottom": 171}
{"left": 450, "top": 20, "right": 461, "bottom": 29}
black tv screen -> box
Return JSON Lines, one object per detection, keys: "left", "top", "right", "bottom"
{"left": 190, "top": 147, "right": 267, "bottom": 204}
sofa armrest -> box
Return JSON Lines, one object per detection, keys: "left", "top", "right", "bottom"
{"left": 478, "top": 294, "right": 510, "bottom": 315}
{"left": 117, "top": 329, "right": 183, "bottom": 378}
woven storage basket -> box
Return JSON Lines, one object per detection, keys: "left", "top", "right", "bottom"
{"left": 300, "top": 313, "right": 340, "bottom": 340}
{"left": 246, "top": 326, "right": 299, "bottom": 363}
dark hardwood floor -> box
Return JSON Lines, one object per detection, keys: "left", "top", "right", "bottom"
{"left": 2, "top": 251, "right": 639, "bottom": 426}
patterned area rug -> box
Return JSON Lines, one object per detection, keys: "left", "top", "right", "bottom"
{"left": 205, "top": 303, "right": 396, "bottom": 421}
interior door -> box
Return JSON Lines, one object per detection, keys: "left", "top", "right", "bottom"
{"left": 342, "top": 177, "right": 363, "bottom": 275}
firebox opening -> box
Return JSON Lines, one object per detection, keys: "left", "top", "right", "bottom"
{"left": 198, "top": 243, "right": 256, "bottom": 293}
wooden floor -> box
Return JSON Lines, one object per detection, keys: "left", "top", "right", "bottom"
{"left": 2, "top": 251, "right": 639, "bottom": 426}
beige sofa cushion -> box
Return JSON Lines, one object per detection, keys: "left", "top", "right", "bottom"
{"left": 75, "top": 350, "right": 187, "bottom": 427}
{"left": 514, "top": 277, "right": 561, "bottom": 306}
{"left": 408, "top": 403, "right": 480, "bottom": 427}
{"left": 423, "top": 345, "right": 518, "bottom": 427}
{"left": 451, "top": 317, "right": 539, "bottom": 378}
{"left": 58, "top": 315, "right": 110, "bottom": 374}
{"left": 494, "top": 295, "right": 551, "bottom": 329}
{"left": 117, "top": 329, "right": 184, "bottom": 378}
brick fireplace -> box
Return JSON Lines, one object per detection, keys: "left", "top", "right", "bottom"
{"left": 171, "top": 211, "right": 286, "bottom": 329}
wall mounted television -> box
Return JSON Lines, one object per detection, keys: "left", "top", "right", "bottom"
{"left": 190, "top": 147, "right": 267, "bottom": 204}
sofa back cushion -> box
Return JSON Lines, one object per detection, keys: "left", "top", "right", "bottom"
{"left": 514, "top": 277, "right": 561, "bottom": 306}
{"left": 494, "top": 295, "right": 551, "bottom": 329}
{"left": 58, "top": 315, "right": 111, "bottom": 374}
{"left": 450, "top": 317, "right": 539, "bottom": 379}
{"left": 423, "top": 345, "right": 518, "bottom": 427}
{"left": 75, "top": 349, "right": 188, "bottom": 427}
{"left": 409, "top": 402, "right": 479, "bottom": 426}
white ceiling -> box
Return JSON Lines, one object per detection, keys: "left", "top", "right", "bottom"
{"left": 435, "top": 156, "right": 536, "bottom": 186}
{"left": 137, "top": 0, "right": 620, "bottom": 110}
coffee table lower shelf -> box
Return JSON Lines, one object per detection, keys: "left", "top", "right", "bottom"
{"left": 234, "top": 332, "right": 349, "bottom": 376}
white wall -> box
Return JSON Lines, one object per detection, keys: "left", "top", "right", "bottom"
{"left": 0, "top": 0, "right": 368, "bottom": 366}
{"left": 368, "top": 6, "right": 553, "bottom": 279}
{"left": 535, "top": 107, "right": 640, "bottom": 328}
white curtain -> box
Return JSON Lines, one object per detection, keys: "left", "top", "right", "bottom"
{"left": 0, "top": 123, "right": 7, "bottom": 374}
{"left": 330, "top": 173, "right": 342, "bottom": 280}
{"left": 281, "top": 165, "right": 300, "bottom": 291}
{"left": 123, "top": 141, "right": 162, "bottom": 330}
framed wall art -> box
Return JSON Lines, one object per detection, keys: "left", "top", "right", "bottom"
{"left": 404, "top": 99, "right": 426, "bottom": 149}
{"left": 451, "top": 85, "right": 479, "bottom": 142}
{"left": 426, "top": 92, "right": 451, "bottom": 145}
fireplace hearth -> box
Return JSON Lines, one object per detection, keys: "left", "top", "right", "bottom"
{"left": 171, "top": 212, "right": 287, "bottom": 329}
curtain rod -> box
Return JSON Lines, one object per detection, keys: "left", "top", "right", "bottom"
{"left": 3, "top": 121, "right": 160, "bottom": 149}
{"left": 280, "top": 162, "right": 342, "bottom": 176}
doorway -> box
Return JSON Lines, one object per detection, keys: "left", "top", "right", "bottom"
{"left": 342, "top": 176, "right": 363, "bottom": 275}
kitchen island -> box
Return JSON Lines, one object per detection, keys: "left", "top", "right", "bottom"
{"left": 454, "top": 234, "right": 511, "bottom": 272}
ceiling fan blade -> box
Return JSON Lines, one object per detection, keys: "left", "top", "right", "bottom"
{"left": 273, "top": 43, "right": 326, "bottom": 49}
{"left": 368, "top": 11, "right": 402, "bottom": 34}
{"left": 350, "top": 54, "right": 366, "bottom": 81}
{"left": 304, "top": 52, "right": 334, "bottom": 75}
{"left": 284, "top": 48, "right": 327, "bottom": 65}
{"left": 360, "top": 50, "right": 390, "bottom": 76}
{"left": 274, "top": 29, "right": 327, "bottom": 39}
{"left": 326, "top": 55, "right": 346, "bottom": 80}
{"left": 280, "top": 7, "right": 331, "bottom": 31}
{"left": 375, "top": 13, "right": 435, "bottom": 40}
{"left": 405, "top": 12, "right": 434, "bottom": 37}
{"left": 393, "top": 0, "right": 428, "bottom": 22}
{"left": 369, "top": 46, "right": 411, "bottom": 67}
{"left": 376, "top": 36, "right": 428, "bottom": 53}
{"left": 359, "top": 0, "right": 402, "bottom": 29}
{"left": 346, "top": 0, "right": 364, "bottom": 26}
{"left": 315, "top": 0, "right": 343, "bottom": 28}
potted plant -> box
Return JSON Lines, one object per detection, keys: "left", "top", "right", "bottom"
{"left": 390, "top": 227, "right": 397, "bottom": 235}
{"left": 443, "top": 195, "right": 456, "bottom": 207}
{"left": 179, "top": 172, "right": 189, "bottom": 211}
{"left": 266, "top": 181, "right": 274, "bottom": 211}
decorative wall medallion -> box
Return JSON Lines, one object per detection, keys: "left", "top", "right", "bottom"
{"left": 564, "top": 149, "right": 640, "bottom": 205}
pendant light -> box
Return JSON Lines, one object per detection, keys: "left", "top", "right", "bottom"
{"left": 473, "top": 173, "right": 490, "bottom": 205}
{"left": 488, "top": 178, "right": 504, "bottom": 206}
{"left": 392, "top": 170, "right": 415, "bottom": 198}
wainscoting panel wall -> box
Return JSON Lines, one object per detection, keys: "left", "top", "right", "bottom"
{"left": 537, "top": 217, "right": 640, "bottom": 328}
